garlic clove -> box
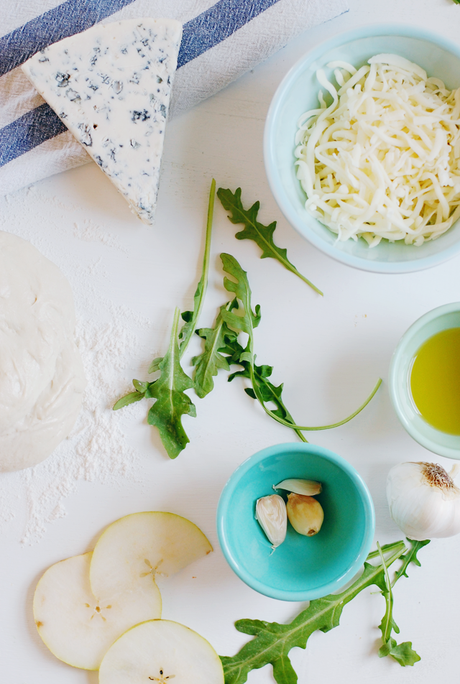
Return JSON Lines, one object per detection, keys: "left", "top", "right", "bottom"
{"left": 286, "top": 493, "right": 324, "bottom": 537}
{"left": 255, "top": 494, "right": 287, "bottom": 549}
{"left": 387, "top": 461, "right": 460, "bottom": 540}
{"left": 274, "top": 478, "right": 322, "bottom": 496}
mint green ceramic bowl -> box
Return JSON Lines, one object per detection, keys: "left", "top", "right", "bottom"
{"left": 216, "top": 443, "right": 375, "bottom": 601}
{"left": 389, "top": 303, "right": 460, "bottom": 459}
{"left": 264, "top": 25, "right": 460, "bottom": 274}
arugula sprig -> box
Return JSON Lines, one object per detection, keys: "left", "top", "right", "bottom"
{"left": 228, "top": 344, "right": 307, "bottom": 442}
{"left": 178, "top": 179, "right": 215, "bottom": 354}
{"left": 217, "top": 187, "right": 323, "bottom": 296}
{"left": 193, "top": 291, "right": 306, "bottom": 441}
{"left": 114, "top": 182, "right": 381, "bottom": 455}
{"left": 220, "top": 538, "right": 429, "bottom": 684}
{"left": 392, "top": 538, "right": 430, "bottom": 585}
{"left": 376, "top": 541, "right": 421, "bottom": 666}
{"left": 192, "top": 302, "right": 237, "bottom": 399}
{"left": 113, "top": 180, "right": 216, "bottom": 458}
{"left": 192, "top": 253, "right": 381, "bottom": 440}
{"left": 145, "top": 307, "right": 196, "bottom": 459}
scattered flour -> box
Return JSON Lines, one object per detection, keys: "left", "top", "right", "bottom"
{"left": 0, "top": 316, "right": 146, "bottom": 545}
{"left": 0, "top": 188, "right": 154, "bottom": 545}
{"left": 72, "top": 218, "right": 127, "bottom": 252}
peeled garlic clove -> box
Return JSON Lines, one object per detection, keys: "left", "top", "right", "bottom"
{"left": 286, "top": 493, "right": 324, "bottom": 537}
{"left": 387, "top": 461, "right": 460, "bottom": 540}
{"left": 274, "top": 478, "right": 322, "bottom": 496}
{"left": 255, "top": 494, "right": 287, "bottom": 549}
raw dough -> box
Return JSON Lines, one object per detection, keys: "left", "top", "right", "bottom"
{"left": 0, "top": 231, "right": 85, "bottom": 472}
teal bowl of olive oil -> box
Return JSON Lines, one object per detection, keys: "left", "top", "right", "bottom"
{"left": 389, "top": 303, "right": 460, "bottom": 459}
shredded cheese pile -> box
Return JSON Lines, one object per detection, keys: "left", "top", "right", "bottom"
{"left": 294, "top": 54, "right": 460, "bottom": 246}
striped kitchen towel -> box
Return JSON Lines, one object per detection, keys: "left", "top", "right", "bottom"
{"left": 0, "top": 0, "right": 348, "bottom": 197}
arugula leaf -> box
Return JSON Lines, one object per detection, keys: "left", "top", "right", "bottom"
{"left": 132, "top": 379, "right": 149, "bottom": 393}
{"left": 215, "top": 253, "right": 381, "bottom": 437}
{"left": 145, "top": 179, "right": 217, "bottom": 376}
{"left": 113, "top": 390, "right": 145, "bottom": 410}
{"left": 115, "top": 184, "right": 381, "bottom": 455}
{"left": 179, "top": 179, "right": 215, "bottom": 354}
{"left": 189, "top": 252, "right": 380, "bottom": 441}
{"left": 217, "top": 187, "right": 323, "bottom": 296}
{"left": 148, "top": 356, "right": 163, "bottom": 374}
{"left": 146, "top": 307, "right": 196, "bottom": 459}
{"left": 219, "top": 253, "right": 261, "bottom": 335}
{"left": 392, "top": 538, "right": 430, "bottom": 585}
{"left": 113, "top": 181, "right": 216, "bottom": 457}
{"left": 378, "top": 637, "right": 421, "bottom": 667}
{"left": 249, "top": 366, "right": 382, "bottom": 433}
{"left": 221, "top": 541, "right": 407, "bottom": 684}
{"left": 224, "top": 334, "right": 307, "bottom": 442}
{"left": 192, "top": 304, "right": 234, "bottom": 399}
{"left": 191, "top": 260, "right": 262, "bottom": 401}
{"left": 377, "top": 542, "right": 421, "bottom": 666}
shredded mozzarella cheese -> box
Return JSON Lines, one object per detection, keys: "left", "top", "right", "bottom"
{"left": 295, "top": 54, "right": 460, "bottom": 246}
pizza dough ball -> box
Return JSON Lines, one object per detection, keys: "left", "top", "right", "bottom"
{"left": 0, "top": 231, "right": 86, "bottom": 472}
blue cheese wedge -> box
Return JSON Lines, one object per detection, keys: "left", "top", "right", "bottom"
{"left": 22, "top": 18, "right": 182, "bottom": 225}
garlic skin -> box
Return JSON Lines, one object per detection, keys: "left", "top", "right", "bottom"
{"left": 255, "top": 494, "right": 287, "bottom": 549}
{"left": 274, "top": 479, "right": 322, "bottom": 496}
{"left": 387, "top": 461, "right": 460, "bottom": 541}
{"left": 286, "top": 493, "right": 324, "bottom": 536}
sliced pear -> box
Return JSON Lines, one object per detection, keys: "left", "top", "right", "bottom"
{"left": 99, "top": 619, "right": 224, "bottom": 683}
{"left": 90, "top": 512, "right": 212, "bottom": 598}
{"left": 33, "top": 552, "right": 161, "bottom": 670}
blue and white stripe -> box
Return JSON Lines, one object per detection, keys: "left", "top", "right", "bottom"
{"left": 0, "top": 0, "right": 347, "bottom": 196}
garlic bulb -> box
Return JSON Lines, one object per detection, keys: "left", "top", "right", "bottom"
{"left": 387, "top": 461, "right": 460, "bottom": 540}
{"left": 286, "top": 493, "right": 324, "bottom": 536}
{"left": 255, "top": 494, "right": 287, "bottom": 549}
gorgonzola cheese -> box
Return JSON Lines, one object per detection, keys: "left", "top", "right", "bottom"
{"left": 22, "top": 18, "right": 182, "bottom": 225}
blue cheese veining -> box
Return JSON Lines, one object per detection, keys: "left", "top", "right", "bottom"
{"left": 22, "top": 18, "right": 182, "bottom": 225}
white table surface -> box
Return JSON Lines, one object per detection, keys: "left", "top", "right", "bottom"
{"left": 2, "top": 1, "right": 460, "bottom": 681}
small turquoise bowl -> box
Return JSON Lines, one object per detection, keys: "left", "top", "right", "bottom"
{"left": 389, "top": 302, "right": 460, "bottom": 459}
{"left": 216, "top": 443, "right": 375, "bottom": 601}
{"left": 264, "top": 25, "right": 460, "bottom": 274}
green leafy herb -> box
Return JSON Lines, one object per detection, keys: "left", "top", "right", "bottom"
{"left": 113, "top": 180, "right": 216, "bottom": 458}
{"left": 392, "top": 538, "right": 430, "bottom": 585}
{"left": 220, "top": 539, "right": 428, "bottom": 684}
{"left": 179, "top": 179, "right": 216, "bottom": 354}
{"left": 223, "top": 333, "right": 306, "bottom": 442}
{"left": 254, "top": 375, "right": 382, "bottom": 434}
{"left": 146, "top": 307, "right": 196, "bottom": 459}
{"left": 192, "top": 303, "right": 234, "bottom": 399}
{"left": 219, "top": 253, "right": 261, "bottom": 335}
{"left": 217, "top": 187, "right": 323, "bottom": 296}
{"left": 145, "top": 178, "right": 216, "bottom": 374}
{"left": 112, "top": 389, "right": 145, "bottom": 410}
{"left": 192, "top": 252, "right": 381, "bottom": 440}
{"left": 377, "top": 542, "right": 421, "bottom": 666}
{"left": 194, "top": 302, "right": 306, "bottom": 441}
{"left": 115, "top": 183, "right": 381, "bottom": 455}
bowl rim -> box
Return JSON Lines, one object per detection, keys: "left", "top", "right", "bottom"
{"left": 264, "top": 24, "right": 460, "bottom": 275}
{"left": 216, "top": 442, "right": 376, "bottom": 601}
{"left": 388, "top": 302, "right": 460, "bottom": 459}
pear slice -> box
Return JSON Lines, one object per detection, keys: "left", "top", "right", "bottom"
{"left": 33, "top": 552, "right": 161, "bottom": 670}
{"left": 90, "top": 512, "right": 212, "bottom": 598}
{"left": 99, "top": 619, "right": 224, "bottom": 683}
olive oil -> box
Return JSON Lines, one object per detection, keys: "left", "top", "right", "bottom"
{"left": 410, "top": 327, "right": 460, "bottom": 435}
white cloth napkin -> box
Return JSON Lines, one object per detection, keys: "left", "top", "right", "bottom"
{"left": 0, "top": 0, "right": 348, "bottom": 197}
